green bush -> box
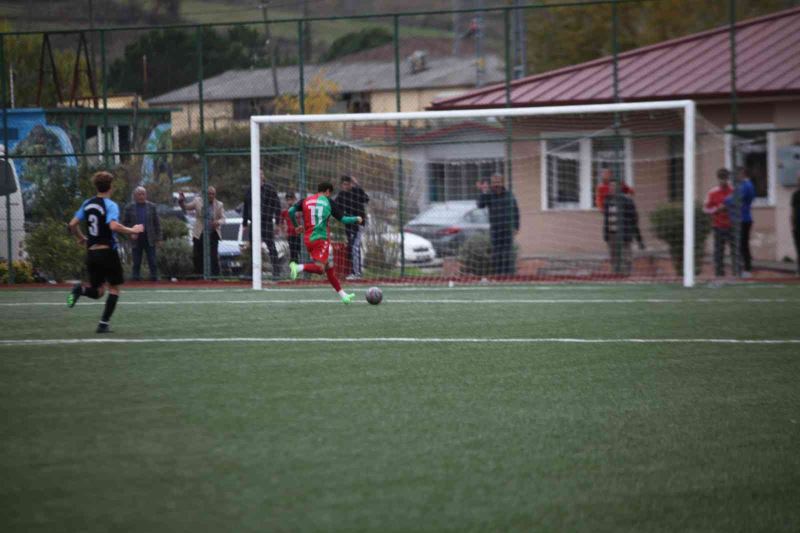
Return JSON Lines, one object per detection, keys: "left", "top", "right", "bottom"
{"left": 650, "top": 203, "right": 711, "bottom": 275}
{"left": 26, "top": 219, "right": 85, "bottom": 282}
{"left": 161, "top": 217, "right": 189, "bottom": 241}
{"left": 459, "top": 234, "right": 492, "bottom": 276}
{"left": 0, "top": 260, "right": 35, "bottom": 283}
{"left": 156, "top": 238, "right": 193, "bottom": 279}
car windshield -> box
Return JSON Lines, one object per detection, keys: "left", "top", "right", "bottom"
{"left": 409, "top": 204, "right": 474, "bottom": 225}
{"left": 220, "top": 223, "right": 239, "bottom": 240}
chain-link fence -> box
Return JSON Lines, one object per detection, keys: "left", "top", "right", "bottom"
{"left": 2, "top": 0, "right": 800, "bottom": 284}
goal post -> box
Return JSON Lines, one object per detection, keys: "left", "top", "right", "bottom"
{"left": 250, "top": 100, "right": 698, "bottom": 290}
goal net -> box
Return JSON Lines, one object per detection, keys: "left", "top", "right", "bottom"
{"left": 250, "top": 101, "right": 726, "bottom": 289}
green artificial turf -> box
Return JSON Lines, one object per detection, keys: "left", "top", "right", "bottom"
{"left": 1, "top": 284, "right": 799, "bottom": 532}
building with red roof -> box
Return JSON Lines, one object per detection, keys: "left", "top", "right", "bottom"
{"left": 426, "top": 7, "right": 800, "bottom": 273}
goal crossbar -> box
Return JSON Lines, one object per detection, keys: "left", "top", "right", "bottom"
{"left": 249, "top": 100, "right": 697, "bottom": 288}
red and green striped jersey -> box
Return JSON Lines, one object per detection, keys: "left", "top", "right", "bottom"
{"left": 289, "top": 193, "right": 359, "bottom": 242}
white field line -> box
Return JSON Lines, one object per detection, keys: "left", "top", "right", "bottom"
{"left": 0, "top": 298, "right": 796, "bottom": 307}
{"left": 0, "top": 284, "right": 789, "bottom": 294}
{"left": 1, "top": 337, "right": 799, "bottom": 347}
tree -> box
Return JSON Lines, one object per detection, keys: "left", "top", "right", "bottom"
{"left": 1, "top": 21, "right": 92, "bottom": 108}
{"left": 108, "top": 25, "right": 272, "bottom": 99}
{"left": 524, "top": 0, "right": 798, "bottom": 74}
{"left": 273, "top": 73, "right": 340, "bottom": 115}
{"left": 320, "top": 27, "right": 393, "bottom": 62}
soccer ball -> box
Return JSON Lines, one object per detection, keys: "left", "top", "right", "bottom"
{"left": 365, "top": 286, "right": 383, "bottom": 305}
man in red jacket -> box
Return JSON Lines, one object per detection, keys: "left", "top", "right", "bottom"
{"left": 703, "top": 168, "right": 734, "bottom": 277}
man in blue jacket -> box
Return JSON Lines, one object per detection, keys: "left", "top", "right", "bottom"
{"left": 727, "top": 167, "right": 756, "bottom": 277}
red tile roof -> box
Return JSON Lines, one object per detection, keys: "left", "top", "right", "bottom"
{"left": 431, "top": 6, "right": 800, "bottom": 109}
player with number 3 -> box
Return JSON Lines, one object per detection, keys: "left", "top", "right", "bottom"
{"left": 288, "top": 181, "right": 363, "bottom": 304}
{"left": 66, "top": 171, "right": 144, "bottom": 333}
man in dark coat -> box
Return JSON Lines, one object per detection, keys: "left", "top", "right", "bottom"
{"left": 334, "top": 175, "right": 369, "bottom": 279}
{"left": 603, "top": 180, "right": 645, "bottom": 276}
{"left": 243, "top": 169, "right": 282, "bottom": 280}
{"left": 122, "top": 186, "right": 162, "bottom": 281}
{"left": 476, "top": 174, "right": 520, "bottom": 276}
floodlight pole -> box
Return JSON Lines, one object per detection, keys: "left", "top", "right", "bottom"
{"left": 251, "top": 120, "right": 262, "bottom": 290}
{"left": 683, "top": 100, "right": 696, "bottom": 288}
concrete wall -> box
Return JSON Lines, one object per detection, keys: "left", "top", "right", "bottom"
{"left": 170, "top": 101, "right": 234, "bottom": 135}
{"left": 370, "top": 88, "right": 470, "bottom": 114}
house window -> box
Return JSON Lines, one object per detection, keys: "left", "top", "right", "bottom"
{"left": 427, "top": 158, "right": 505, "bottom": 202}
{"left": 233, "top": 98, "right": 274, "bottom": 121}
{"left": 542, "top": 134, "right": 632, "bottom": 210}
{"left": 344, "top": 92, "right": 371, "bottom": 114}
{"left": 725, "top": 125, "right": 776, "bottom": 205}
{"left": 668, "top": 135, "right": 683, "bottom": 202}
{"left": 118, "top": 125, "right": 131, "bottom": 162}
{"left": 85, "top": 125, "right": 126, "bottom": 164}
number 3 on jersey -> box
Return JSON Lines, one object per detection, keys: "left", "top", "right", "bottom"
{"left": 88, "top": 214, "right": 100, "bottom": 236}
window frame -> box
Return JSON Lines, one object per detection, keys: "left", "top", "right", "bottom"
{"left": 427, "top": 157, "right": 506, "bottom": 202}
{"left": 540, "top": 132, "right": 633, "bottom": 211}
{"left": 724, "top": 123, "right": 776, "bottom": 207}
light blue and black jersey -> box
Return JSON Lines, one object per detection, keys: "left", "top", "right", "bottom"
{"left": 74, "top": 197, "right": 121, "bottom": 249}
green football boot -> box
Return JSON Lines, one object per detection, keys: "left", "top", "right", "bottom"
{"left": 67, "top": 283, "right": 81, "bottom": 308}
{"left": 341, "top": 292, "right": 355, "bottom": 305}
{"left": 289, "top": 261, "right": 299, "bottom": 281}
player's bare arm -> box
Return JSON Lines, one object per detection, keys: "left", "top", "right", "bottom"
{"left": 110, "top": 221, "right": 145, "bottom": 235}
{"left": 68, "top": 217, "right": 87, "bottom": 245}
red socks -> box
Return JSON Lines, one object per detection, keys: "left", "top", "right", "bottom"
{"left": 302, "top": 263, "right": 342, "bottom": 292}
{"left": 303, "top": 264, "right": 324, "bottom": 274}
{"left": 325, "top": 267, "right": 342, "bottom": 292}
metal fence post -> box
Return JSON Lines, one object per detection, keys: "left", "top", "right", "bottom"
{"left": 297, "top": 19, "right": 309, "bottom": 266}
{"left": 297, "top": 19, "right": 306, "bottom": 197}
{"left": 196, "top": 26, "right": 210, "bottom": 280}
{"left": 729, "top": 0, "right": 742, "bottom": 277}
{"left": 100, "top": 30, "right": 109, "bottom": 167}
{"left": 1, "top": 35, "right": 12, "bottom": 284}
{"left": 393, "top": 15, "right": 405, "bottom": 277}
{"left": 503, "top": 7, "right": 515, "bottom": 275}
{"left": 503, "top": 7, "right": 513, "bottom": 179}
{"left": 611, "top": 0, "right": 624, "bottom": 275}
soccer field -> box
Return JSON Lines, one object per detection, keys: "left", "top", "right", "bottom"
{"left": 1, "top": 283, "right": 799, "bottom": 532}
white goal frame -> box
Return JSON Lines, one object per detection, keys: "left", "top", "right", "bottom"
{"left": 250, "top": 100, "right": 697, "bottom": 289}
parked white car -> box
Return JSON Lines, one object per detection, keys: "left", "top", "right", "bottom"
{"left": 360, "top": 229, "right": 439, "bottom": 270}
{"left": 389, "top": 231, "right": 439, "bottom": 266}
{"left": 218, "top": 217, "right": 288, "bottom": 275}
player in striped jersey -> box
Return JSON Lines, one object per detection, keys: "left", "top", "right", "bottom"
{"left": 288, "top": 182, "right": 363, "bottom": 304}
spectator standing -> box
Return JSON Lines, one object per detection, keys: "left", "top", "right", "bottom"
{"left": 281, "top": 192, "right": 302, "bottom": 264}
{"left": 793, "top": 176, "right": 800, "bottom": 275}
{"left": 179, "top": 186, "right": 225, "bottom": 277}
{"left": 595, "top": 167, "right": 634, "bottom": 210}
{"left": 602, "top": 181, "right": 645, "bottom": 276}
{"left": 335, "top": 175, "right": 369, "bottom": 280}
{"left": 476, "top": 174, "right": 520, "bottom": 276}
{"left": 703, "top": 168, "right": 735, "bottom": 277}
{"left": 726, "top": 167, "right": 757, "bottom": 277}
{"left": 242, "top": 169, "right": 282, "bottom": 280}
{"left": 122, "top": 186, "right": 162, "bottom": 281}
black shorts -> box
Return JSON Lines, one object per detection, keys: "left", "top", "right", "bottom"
{"left": 87, "top": 248, "right": 124, "bottom": 288}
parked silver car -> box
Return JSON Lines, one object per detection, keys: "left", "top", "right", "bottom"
{"left": 404, "top": 201, "right": 489, "bottom": 256}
